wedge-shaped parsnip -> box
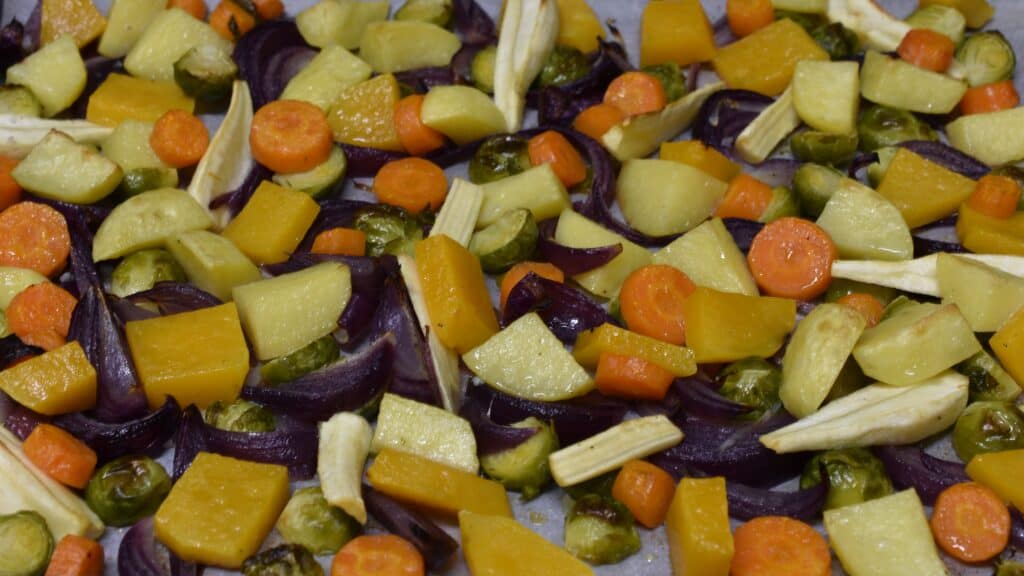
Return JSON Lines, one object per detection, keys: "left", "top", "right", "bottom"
{"left": 493, "top": 0, "right": 560, "bottom": 132}
{"left": 826, "top": 0, "right": 911, "bottom": 52}
{"left": 188, "top": 81, "right": 253, "bottom": 230}
{"left": 319, "top": 412, "right": 371, "bottom": 524}
{"left": 602, "top": 82, "right": 724, "bottom": 162}
{"left": 0, "top": 115, "right": 112, "bottom": 159}
{"left": 371, "top": 393, "right": 479, "bottom": 473}
{"left": 735, "top": 86, "right": 800, "bottom": 165}
{"left": 760, "top": 371, "right": 968, "bottom": 453}
{"left": 549, "top": 415, "right": 683, "bottom": 487}
{"left": 832, "top": 253, "right": 1024, "bottom": 297}
{"left": 937, "top": 253, "right": 1024, "bottom": 332}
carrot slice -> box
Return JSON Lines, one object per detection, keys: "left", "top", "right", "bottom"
{"left": 167, "top": 0, "right": 206, "bottom": 19}
{"left": 747, "top": 217, "right": 836, "bottom": 300}
{"left": 715, "top": 173, "right": 774, "bottom": 221}
{"left": 573, "top": 103, "right": 626, "bottom": 142}
{"left": 0, "top": 202, "right": 71, "bottom": 278}
{"left": 604, "top": 71, "right": 667, "bottom": 117}
{"left": 960, "top": 80, "right": 1020, "bottom": 116}
{"left": 252, "top": 0, "right": 284, "bottom": 20}
{"left": 931, "top": 482, "right": 1010, "bottom": 563}
{"left": 595, "top": 352, "right": 676, "bottom": 401}
{"left": 836, "top": 292, "right": 884, "bottom": 328}
{"left": 311, "top": 228, "right": 367, "bottom": 257}
{"left": 331, "top": 534, "right": 425, "bottom": 576}
{"left": 44, "top": 534, "right": 104, "bottom": 576}
{"left": 394, "top": 94, "right": 447, "bottom": 156}
{"left": 967, "top": 174, "right": 1021, "bottom": 219}
{"left": 373, "top": 157, "right": 448, "bottom": 214}
{"left": 499, "top": 261, "right": 565, "bottom": 311}
{"left": 6, "top": 283, "right": 79, "bottom": 351}
{"left": 209, "top": 0, "right": 256, "bottom": 41}
{"left": 0, "top": 155, "right": 22, "bottom": 212}
{"left": 23, "top": 424, "right": 97, "bottom": 490}
{"left": 150, "top": 109, "right": 210, "bottom": 169}
{"left": 611, "top": 459, "right": 676, "bottom": 529}
{"left": 250, "top": 99, "right": 334, "bottom": 174}
{"left": 528, "top": 130, "right": 587, "bottom": 188}
{"left": 726, "top": 0, "right": 775, "bottom": 37}
{"left": 897, "top": 28, "right": 955, "bottom": 73}
{"left": 619, "top": 264, "right": 696, "bottom": 346}
{"left": 730, "top": 516, "right": 831, "bottom": 576}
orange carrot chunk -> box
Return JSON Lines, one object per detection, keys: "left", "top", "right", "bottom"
{"left": 373, "top": 157, "right": 448, "bottom": 214}
{"left": 394, "top": 94, "right": 447, "bottom": 156}
{"left": 726, "top": 0, "right": 775, "bottom": 38}
{"left": 931, "top": 482, "right": 1010, "bottom": 563}
{"left": 897, "top": 28, "right": 955, "bottom": 73}
{"left": 595, "top": 351, "right": 676, "bottom": 401}
{"left": 836, "top": 293, "right": 884, "bottom": 328}
{"left": 332, "top": 534, "right": 425, "bottom": 576}
{"left": 960, "top": 80, "right": 1020, "bottom": 116}
{"left": 167, "top": 0, "right": 207, "bottom": 19}
{"left": 715, "top": 173, "right": 774, "bottom": 221}
{"left": 311, "top": 228, "right": 367, "bottom": 257}
{"left": 730, "top": 516, "right": 831, "bottom": 576}
{"left": 0, "top": 202, "right": 71, "bottom": 277}
{"left": 250, "top": 99, "right": 334, "bottom": 174}
{"left": 252, "top": 0, "right": 285, "bottom": 20}
{"left": 6, "top": 283, "right": 79, "bottom": 352}
{"left": 573, "top": 103, "right": 626, "bottom": 142}
{"left": 967, "top": 174, "right": 1022, "bottom": 219}
{"left": 150, "top": 109, "right": 210, "bottom": 169}
{"left": 499, "top": 261, "right": 565, "bottom": 311}
{"left": 0, "top": 155, "right": 22, "bottom": 211}
{"left": 23, "top": 424, "right": 97, "bottom": 490}
{"left": 528, "top": 130, "right": 588, "bottom": 188}
{"left": 603, "top": 71, "right": 667, "bottom": 117}
{"left": 611, "top": 459, "right": 676, "bottom": 529}
{"left": 209, "top": 0, "right": 256, "bottom": 41}
{"left": 619, "top": 264, "right": 696, "bottom": 346}
{"left": 747, "top": 217, "right": 836, "bottom": 300}
{"left": 44, "top": 534, "right": 104, "bottom": 576}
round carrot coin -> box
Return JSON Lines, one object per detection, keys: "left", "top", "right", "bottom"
{"left": 373, "top": 157, "right": 448, "bottom": 214}
{"left": 250, "top": 99, "right": 334, "bottom": 174}
{"left": 0, "top": 202, "right": 71, "bottom": 277}
{"left": 747, "top": 217, "right": 837, "bottom": 300}
{"left": 731, "top": 516, "right": 831, "bottom": 576}
{"left": 931, "top": 482, "right": 1010, "bottom": 563}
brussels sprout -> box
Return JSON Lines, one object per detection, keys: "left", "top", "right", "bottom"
{"left": 759, "top": 187, "right": 801, "bottom": 222}
{"left": 856, "top": 105, "right": 938, "bottom": 152}
{"left": 800, "top": 447, "right": 893, "bottom": 510}
{"left": 865, "top": 146, "right": 899, "bottom": 188}
{"left": 260, "top": 336, "right": 341, "bottom": 386}
{"left": 955, "top": 31, "right": 1016, "bottom": 88}
{"left": 352, "top": 204, "right": 432, "bottom": 257}
{"left": 468, "top": 134, "right": 532, "bottom": 184}
{"left": 85, "top": 455, "right": 171, "bottom": 527}
{"left": 174, "top": 44, "right": 238, "bottom": 103}
{"left": 0, "top": 511, "right": 53, "bottom": 576}
{"left": 241, "top": 544, "right": 324, "bottom": 576}
{"left": 471, "top": 45, "right": 497, "bottom": 94}
{"left": 536, "top": 45, "right": 591, "bottom": 88}
{"left": 792, "top": 162, "right": 844, "bottom": 218}
{"left": 468, "top": 208, "right": 539, "bottom": 273}
{"left": 563, "top": 471, "right": 618, "bottom": 501}
{"left": 717, "top": 357, "right": 782, "bottom": 419}
{"left": 640, "top": 62, "right": 687, "bottom": 102}
{"left": 109, "top": 248, "right": 187, "bottom": 298}
{"left": 825, "top": 279, "right": 898, "bottom": 306}
{"left": 205, "top": 399, "right": 276, "bottom": 433}
{"left": 997, "top": 560, "right": 1024, "bottom": 576}
{"left": 790, "top": 131, "right": 859, "bottom": 166}
{"left": 276, "top": 487, "right": 361, "bottom": 555}
{"left": 479, "top": 417, "right": 558, "bottom": 500}
{"left": 394, "top": 0, "right": 454, "bottom": 28}
{"left": 564, "top": 494, "right": 641, "bottom": 565}
{"left": 811, "top": 23, "right": 860, "bottom": 61}
{"left": 118, "top": 167, "right": 179, "bottom": 198}
{"left": 906, "top": 5, "right": 966, "bottom": 45}
{"left": 952, "top": 401, "right": 1024, "bottom": 462}
{"left": 957, "top": 350, "right": 1021, "bottom": 403}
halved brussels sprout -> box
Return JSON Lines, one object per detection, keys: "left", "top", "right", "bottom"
{"left": 790, "top": 131, "right": 859, "bottom": 166}
{"left": 174, "top": 44, "right": 238, "bottom": 103}
{"left": 906, "top": 5, "right": 966, "bottom": 44}
{"left": 469, "top": 208, "right": 539, "bottom": 273}
{"left": 641, "top": 62, "right": 687, "bottom": 102}
{"left": 952, "top": 401, "right": 1024, "bottom": 462}
{"left": 792, "top": 162, "right": 844, "bottom": 218}
{"left": 471, "top": 45, "right": 497, "bottom": 95}
{"left": 85, "top": 455, "right": 171, "bottom": 527}
{"left": 717, "top": 357, "right": 782, "bottom": 420}
{"left": 118, "top": 167, "right": 179, "bottom": 198}
{"left": 241, "top": 544, "right": 323, "bottom": 576}
{"left": 352, "top": 204, "right": 432, "bottom": 257}
{"left": 811, "top": 23, "right": 860, "bottom": 61}
{"left": 536, "top": 45, "right": 591, "bottom": 88}
{"left": 395, "top": 0, "right": 454, "bottom": 28}
{"left": 800, "top": 447, "right": 893, "bottom": 510}
{"left": 856, "top": 105, "right": 938, "bottom": 152}
{"left": 564, "top": 494, "right": 641, "bottom": 565}
{"left": 276, "top": 487, "right": 361, "bottom": 555}
{"left": 957, "top": 350, "right": 1021, "bottom": 403}
{"left": 205, "top": 399, "right": 276, "bottom": 433}
{"left": 0, "top": 511, "right": 53, "bottom": 576}
{"left": 955, "top": 31, "right": 1016, "bottom": 87}
{"left": 468, "top": 134, "right": 531, "bottom": 184}
{"left": 110, "top": 248, "right": 187, "bottom": 298}
{"left": 479, "top": 417, "right": 558, "bottom": 500}
{"left": 260, "top": 335, "right": 340, "bottom": 386}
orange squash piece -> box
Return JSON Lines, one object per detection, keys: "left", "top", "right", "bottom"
{"left": 711, "top": 18, "right": 828, "bottom": 96}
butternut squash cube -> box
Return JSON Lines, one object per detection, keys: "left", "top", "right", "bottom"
{"left": 154, "top": 452, "right": 290, "bottom": 568}
{"left": 573, "top": 323, "right": 696, "bottom": 377}
{"left": 126, "top": 303, "right": 250, "bottom": 409}
{"left": 86, "top": 73, "right": 195, "bottom": 128}
{"left": 876, "top": 148, "right": 976, "bottom": 229}
{"left": 711, "top": 19, "right": 828, "bottom": 96}
{"left": 966, "top": 449, "right": 1024, "bottom": 511}
{"left": 460, "top": 511, "right": 594, "bottom": 576}
{"left": 327, "top": 73, "right": 404, "bottom": 152}
{"left": 555, "top": 0, "right": 605, "bottom": 54}
{"left": 957, "top": 203, "right": 1024, "bottom": 255}
{"left": 665, "top": 477, "right": 733, "bottom": 576}
{"left": 0, "top": 342, "right": 95, "bottom": 415}
{"left": 415, "top": 234, "right": 498, "bottom": 354}
{"left": 41, "top": 0, "right": 106, "bottom": 48}
{"left": 367, "top": 449, "right": 512, "bottom": 517}
{"left": 640, "top": 0, "right": 716, "bottom": 67}
{"left": 660, "top": 140, "right": 741, "bottom": 183}
{"left": 990, "top": 306, "right": 1024, "bottom": 386}
{"left": 222, "top": 181, "right": 320, "bottom": 265}
{"left": 682, "top": 287, "right": 797, "bottom": 363}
